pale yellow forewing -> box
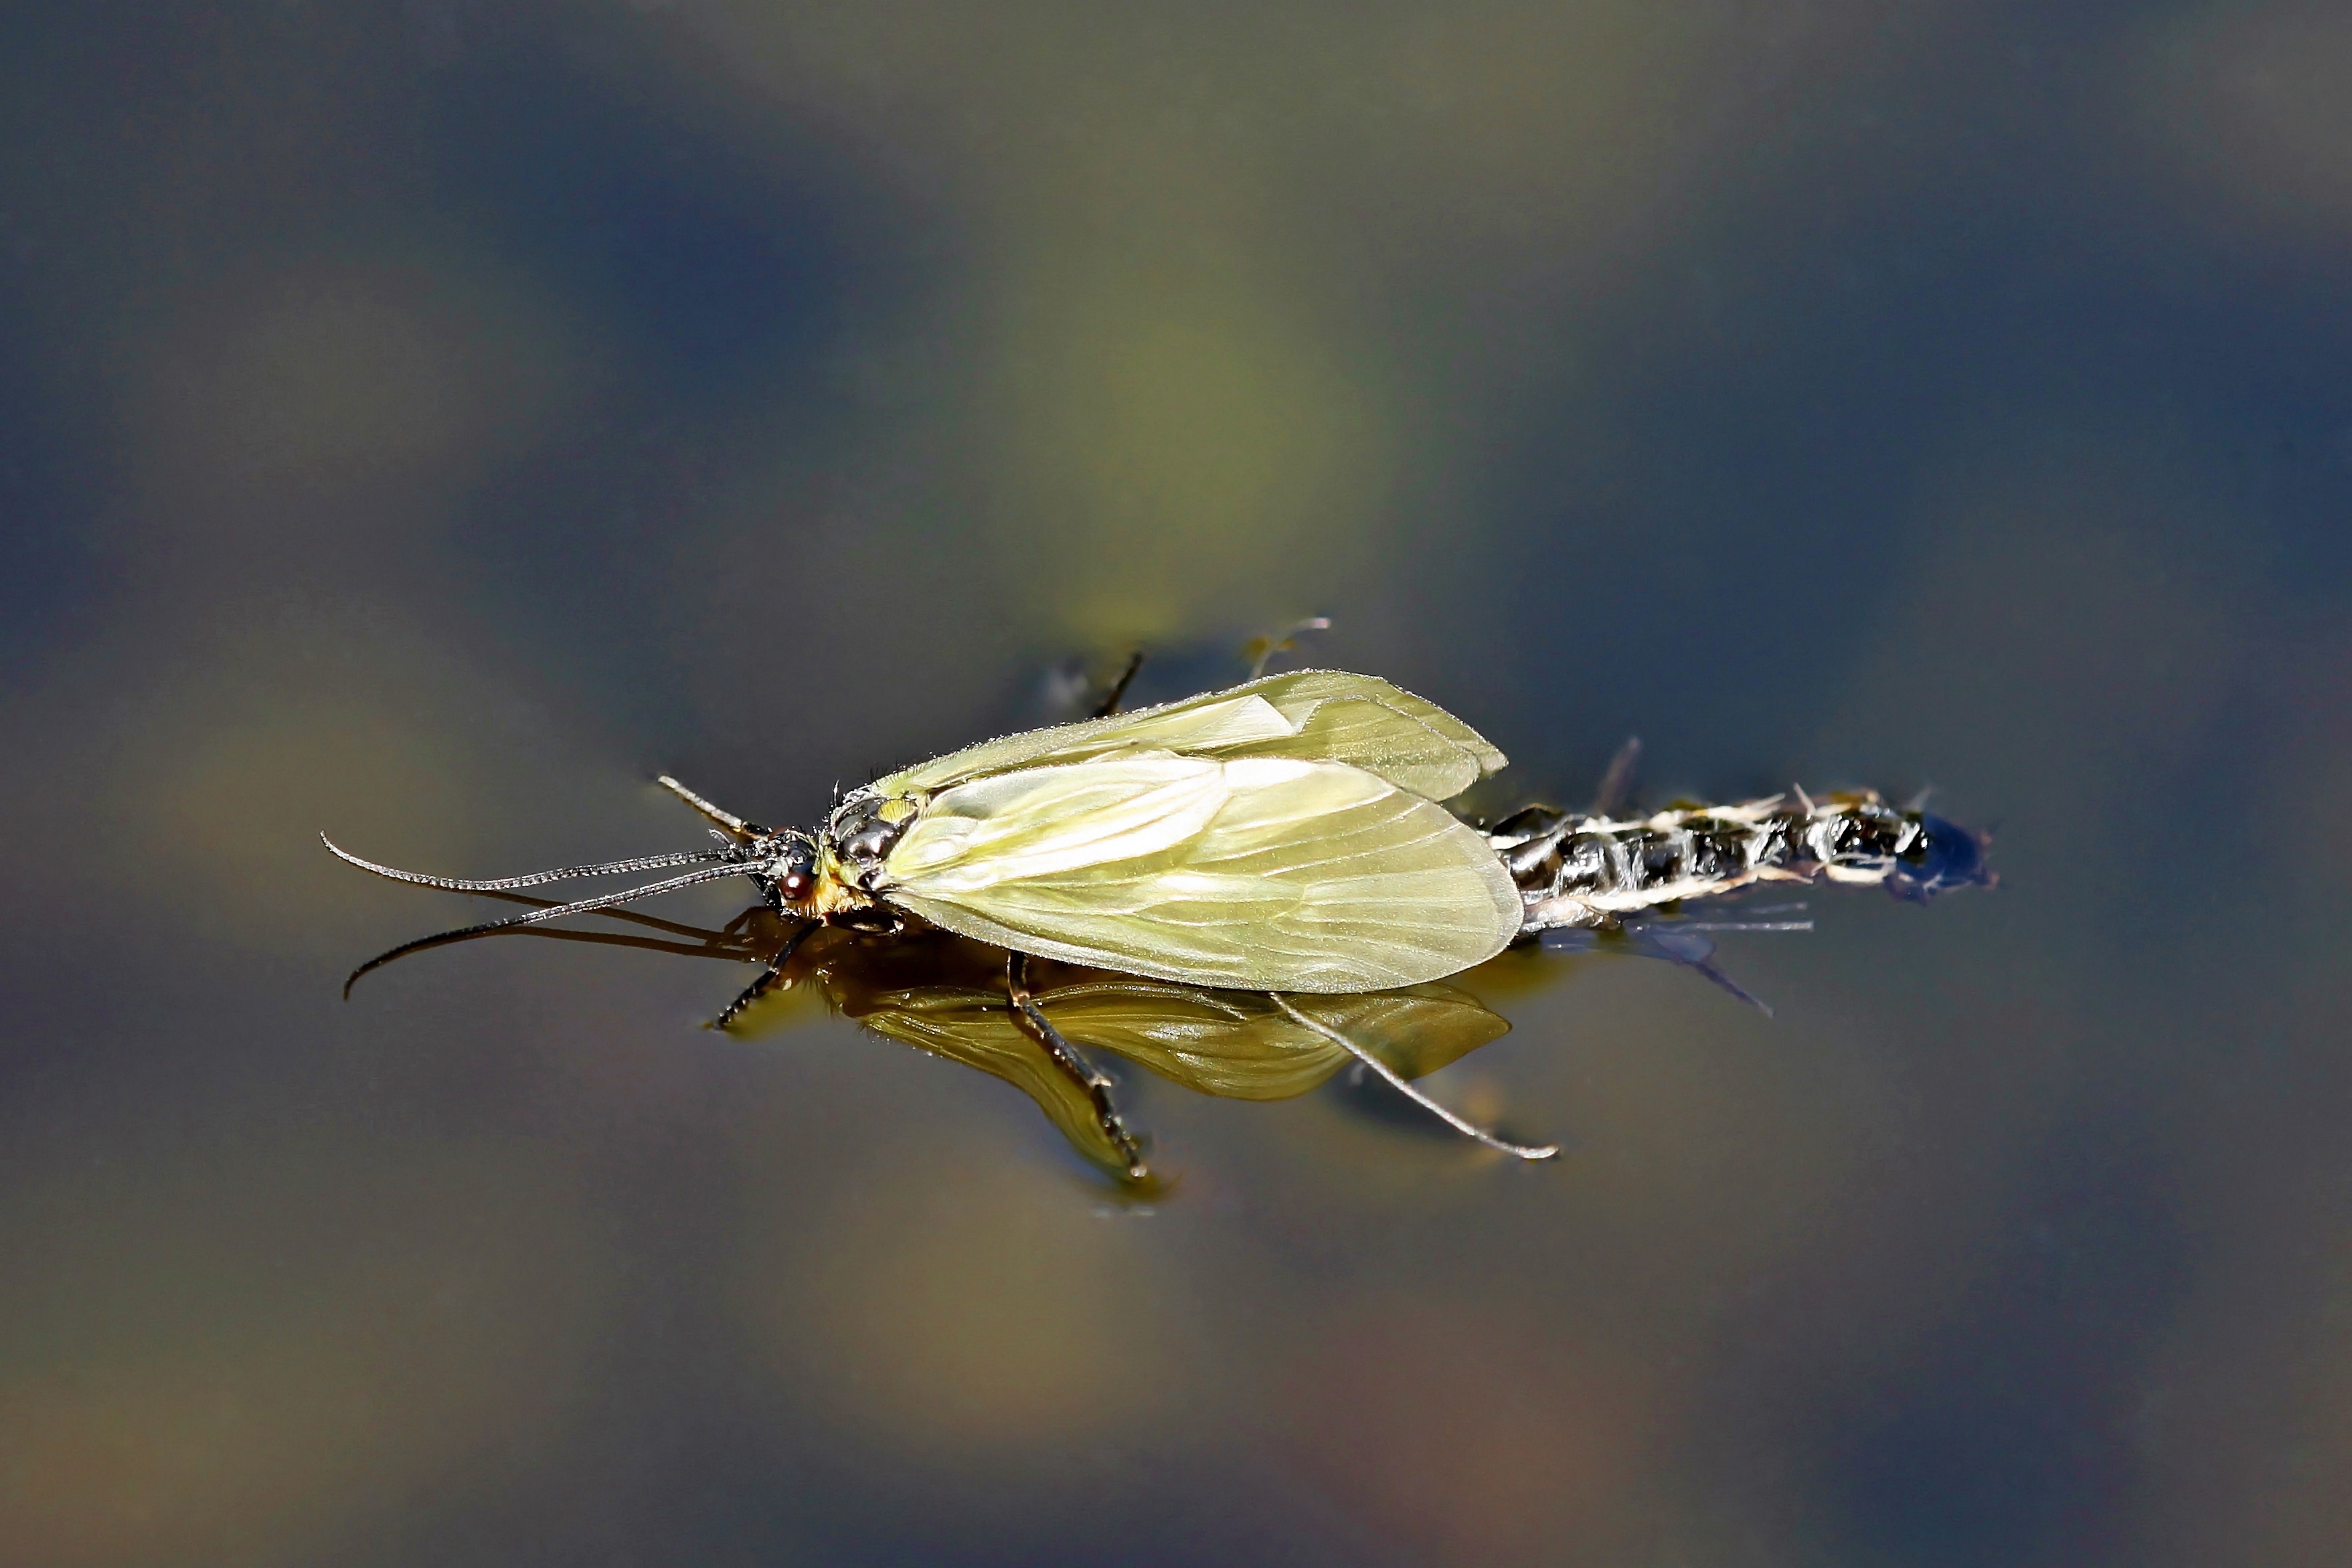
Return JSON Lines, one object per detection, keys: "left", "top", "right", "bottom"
{"left": 875, "top": 669, "right": 1506, "bottom": 802}
{"left": 879, "top": 754, "right": 1229, "bottom": 888}
{"left": 879, "top": 755, "right": 1523, "bottom": 992}
{"left": 1214, "top": 675, "right": 1501, "bottom": 801}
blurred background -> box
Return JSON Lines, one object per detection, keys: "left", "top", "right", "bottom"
{"left": 4, "top": 2, "right": 2350, "bottom": 1563}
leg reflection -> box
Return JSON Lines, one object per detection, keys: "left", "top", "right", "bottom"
{"left": 710, "top": 920, "right": 819, "bottom": 1031}
{"left": 1006, "top": 953, "right": 1149, "bottom": 1181}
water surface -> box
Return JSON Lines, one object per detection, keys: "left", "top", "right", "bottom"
{"left": 5, "top": 5, "right": 2350, "bottom": 1564}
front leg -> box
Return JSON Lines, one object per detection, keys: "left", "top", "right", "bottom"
{"left": 711, "top": 919, "right": 818, "bottom": 1031}
{"left": 657, "top": 774, "right": 771, "bottom": 839}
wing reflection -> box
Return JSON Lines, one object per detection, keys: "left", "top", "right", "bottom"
{"left": 850, "top": 959, "right": 1511, "bottom": 1183}
{"left": 754, "top": 924, "right": 1514, "bottom": 1183}
{"left": 346, "top": 892, "right": 1515, "bottom": 1185}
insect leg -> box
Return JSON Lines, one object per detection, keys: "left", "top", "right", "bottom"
{"left": 1006, "top": 952, "right": 1149, "bottom": 1180}
{"left": 711, "top": 920, "right": 819, "bottom": 1031}
{"left": 1610, "top": 913, "right": 1816, "bottom": 1017}
{"left": 1268, "top": 993, "right": 1558, "bottom": 1161}
{"left": 1092, "top": 651, "right": 1145, "bottom": 717}
{"left": 1242, "top": 615, "right": 1331, "bottom": 678}
{"left": 656, "top": 775, "right": 772, "bottom": 839}
{"left": 1588, "top": 735, "right": 1643, "bottom": 816}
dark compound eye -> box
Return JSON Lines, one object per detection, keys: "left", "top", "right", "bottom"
{"left": 772, "top": 843, "right": 819, "bottom": 902}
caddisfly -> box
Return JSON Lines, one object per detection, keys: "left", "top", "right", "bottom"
{"left": 327, "top": 667, "right": 1987, "bottom": 1174}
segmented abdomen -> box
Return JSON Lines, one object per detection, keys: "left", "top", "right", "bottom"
{"left": 1488, "top": 792, "right": 1983, "bottom": 932}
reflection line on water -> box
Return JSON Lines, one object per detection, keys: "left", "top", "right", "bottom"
{"left": 337, "top": 861, "right": 754, "bottom": 995}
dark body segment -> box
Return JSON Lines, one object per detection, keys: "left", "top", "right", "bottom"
{"left": 1493, "top": 794, "right": 1989, "bottom": 932}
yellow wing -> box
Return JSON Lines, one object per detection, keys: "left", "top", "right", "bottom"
{"left": 876, "top": 669, "right": 1507, "bottom": 802}
{"left": 878, "top": 754, "right": 1523, "bottom": 992}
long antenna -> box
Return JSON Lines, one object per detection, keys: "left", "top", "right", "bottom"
{"left": 342, "top": 863, "right": 754, "bottom": 997}
{"left": 321, "top": 834, "right": 729, "bottom": 893}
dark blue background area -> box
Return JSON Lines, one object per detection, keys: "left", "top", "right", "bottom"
{"left": 432, "top": 58, "right": 861, "bottom": 402}
{"left": 1821, "top": 1122, "right": 2191, "bottom": 1567}
{"left": 412, "top": 48, "right": 951, "bottom": 739}
{"left": 0, "top": 304, "right": 108, "bottom": 673}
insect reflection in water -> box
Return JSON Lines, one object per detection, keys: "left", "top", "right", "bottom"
{"left": 356, "top": 905, "right": 1534, "bottom": 1185}
{"left": 328, "top": 653, "right": 1989, "bottom": 1183}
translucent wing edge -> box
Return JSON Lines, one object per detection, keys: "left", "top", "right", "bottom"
{"left": 877, "top": 669, "right": 1506, "bottom": 799}
{"left": 1244, "top": 670, "right": 1509, "bottom": 782}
